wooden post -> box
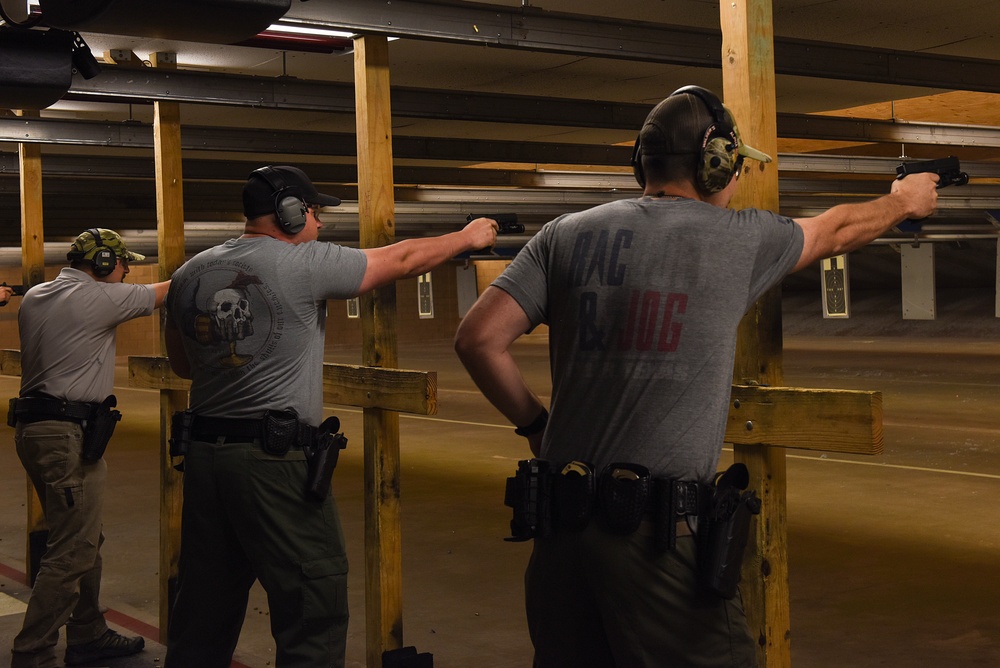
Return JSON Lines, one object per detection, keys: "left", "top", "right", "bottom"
{"left": 721, "top": 1, "right": 789, "bottom": 665}
{"left": 16, "top": 108, "right": 47, "bottom": 584}
{"left": 150, "top": 51, "right": 187, "bottom": 640}
{"left": 354, "top": 34, "right": 405, "bottom": 666}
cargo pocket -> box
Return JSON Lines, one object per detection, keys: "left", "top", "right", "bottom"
{"left": 301, "top": 554, "right": 349, "bottom": 625}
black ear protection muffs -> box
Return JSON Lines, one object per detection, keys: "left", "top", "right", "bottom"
{"left": 251, "top": 166, "right": 309, "bottom": 234}
{"left": 630, "top": 135, "right": 647, "bottom": 189}
{"left": 67, "top": 228, "right": 117, "bottom": 277}
{"left": 631, "top": 85, "right": 741, "bottom": 195}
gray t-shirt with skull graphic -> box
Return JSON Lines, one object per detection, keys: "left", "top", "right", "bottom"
{"left": 166, "top": 236, "right": 367, "bottom": 426}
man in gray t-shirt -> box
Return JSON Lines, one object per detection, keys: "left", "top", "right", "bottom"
{"left": 11, "top": 229, "right": 169, "bottom": 668}
{"left": 163, "top": 165, "right": 497, "bottom": 668}
{"left": 455, "top": 86, "right": 939, "bottom": 667}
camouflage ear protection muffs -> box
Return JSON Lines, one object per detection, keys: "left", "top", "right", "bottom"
{"left": 671, "top": 85, "right": 741, "bottom": 195}
{"left": 630, "top": 85, "right": 743, "bottom": 195}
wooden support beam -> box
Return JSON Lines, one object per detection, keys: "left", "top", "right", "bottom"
{"left": 721, "top": 1, "right": 792, "bottom": 665}
{"left": 151, "top": 50, "right": 187, "bottom": 640}
{"left": 18, "top": 111, "right": 45, "bottom": 290}
{"left": 16, "top": 109, "right": 47, "bottom": 583}
{"left": 354, "top": 33, "right": 406, "bottom": 666}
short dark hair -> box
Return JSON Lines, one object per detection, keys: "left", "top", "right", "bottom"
{"left": 641, "top": 152, "right": 699, "bottom": 187}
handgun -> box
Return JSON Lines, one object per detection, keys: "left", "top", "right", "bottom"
{"left": 466, "top": 213, "right": 524, "bottom": 235}
{"left": 896, "top": 156, "right": 969, "bottom": 189}
{"left": 0, "top": 282, "right": 25, "bottom": 307}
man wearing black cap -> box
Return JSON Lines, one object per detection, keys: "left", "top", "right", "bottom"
{"left": 163, "top": 165, "right": 497, "bottom": 667}
{"left": 454, "top": 86, "right": 939, "bottom": 667}
{"left": 11, "top": 228, "right": 169, "bottom": 668}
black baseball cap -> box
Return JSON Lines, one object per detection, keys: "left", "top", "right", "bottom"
{"left": 242, "top": 165, "right": 341, "bottom": 218}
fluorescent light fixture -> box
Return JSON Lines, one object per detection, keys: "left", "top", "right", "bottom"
{"left": 266, "top": 21, "right": 355, "bottom": 39}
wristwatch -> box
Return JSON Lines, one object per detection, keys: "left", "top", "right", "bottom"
{"left": 514, "top": 409, "right": 548, "bottom": 437}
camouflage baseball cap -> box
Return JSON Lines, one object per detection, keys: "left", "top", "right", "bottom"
{"left": 68, "top": 228, "right": 145, "bottom": 262}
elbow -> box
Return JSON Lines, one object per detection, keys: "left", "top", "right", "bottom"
{"left": 454, "top": 317, "right": 489, "bottom": 368}
{"left": 453, "top": 320, "right": 475, "bottom": 364}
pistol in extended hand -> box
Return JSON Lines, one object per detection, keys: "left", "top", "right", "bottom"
{"left": 895, "top": 156, "right": 969, "bottom": 189}
{"left": 0, "top": 282, "right": 25, "bottom": 307}
{"left": 467, "top": 213, "right": 524, "bottom": 235}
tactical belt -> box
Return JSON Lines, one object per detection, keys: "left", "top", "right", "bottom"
{"left": 191, "top": 414, "right": 317, "bottom": 448}
{"left": 191, "top": 415, "right": 263, "bottom": 442}
{"left": 11, "top": 395, "right": 97, "bottom": 425}
{"left": 505, "top": 459, "right": 710, "bottom": 550}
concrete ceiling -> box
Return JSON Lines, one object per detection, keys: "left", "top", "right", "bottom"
{"left": 2, "top": 0, "right": 1000, "bottom": 288}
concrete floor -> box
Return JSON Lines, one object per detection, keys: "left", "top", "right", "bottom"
{"left": 2, "top": 308, "right": 1000, "bottom": 667}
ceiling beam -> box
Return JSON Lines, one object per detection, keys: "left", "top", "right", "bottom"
{"left": 777, "top": 115, "right": 1000, "bottom": 147}
{"left": 287, "top": 0, "right": 1000, "bottom": 93}
{"left": 68, "top": 68, "right": 648, "bottom": 129}
{"left": 67, "top": 68, "right": 1000, "bottom": 145}
{"left": 7, "top": 116, "right": 1000, "bottom": 167}
{"left": 0, "top": 116, "right": 627, "bottom": 163}
{"left": 5, "top": 153, "right": 1000, "bottom": 184}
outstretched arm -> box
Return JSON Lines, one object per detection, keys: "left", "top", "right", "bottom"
{"left": 793, "top": 171, "right": 939, "bottom": 272}
{"left": 454, "top": 286, "right": 547, "bottom": 456}
{"left": 151, "top": 280, "right": 171, "bottom": 309}
{"left": 357, "top": 217, "right": 497, "bottom": 294}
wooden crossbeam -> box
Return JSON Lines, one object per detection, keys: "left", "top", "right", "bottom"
{"left": 6, "top": 354, "right": 873, "bottom": 444}
{"left": 1, "top": 350, "right": 21, "bottom": 377}
{"left": 726, "top": 385, "right": 882, "bottom": 454}
{"left": 323, "top": 364, "right": 437, "bottom": 415}
{"left": 127, "top": 356, "right": 437, "bottom": 416}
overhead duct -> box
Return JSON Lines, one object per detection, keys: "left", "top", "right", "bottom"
{"left": 37, "top": 0, "right": 291, "bottom": 44}
{"left": 0, "top": 29, "right": 73, "bottom": 110}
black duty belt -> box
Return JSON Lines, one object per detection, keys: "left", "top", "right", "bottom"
{"left": 191, "top": 415, "right": 263, "bottom": 442}
{"left": 11, "top": 396, "right": 97, "bottom": 425}
{"left": 190, "top": 414, "right": 317, "bottom": 446}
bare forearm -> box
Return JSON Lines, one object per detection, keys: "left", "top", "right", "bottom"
{"left": 794, "top": 173, "right": 938, "bottom": 272}
{"left": 458, "top": 345, "right": 546, "bottom": 430}
{"left": 805, "top": 195, "right": 906, "bottom": 255}
{"left": 454, "top": 287, "right": 547, "bottom": 452}
{"left": 359, "top": 220, "right": 495, "bottom": 294}
{"left": 388, "top": 233, "right": 471, "bottom": 279}
{"left": 151, "top": 280, "right": 171, "bottom": 309}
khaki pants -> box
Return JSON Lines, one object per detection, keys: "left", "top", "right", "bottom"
{"left": 525, "top": 520, "right": 757, "bottom": 668}
{"left": 12, "top": 420, "right": 110, "bottom": 668}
